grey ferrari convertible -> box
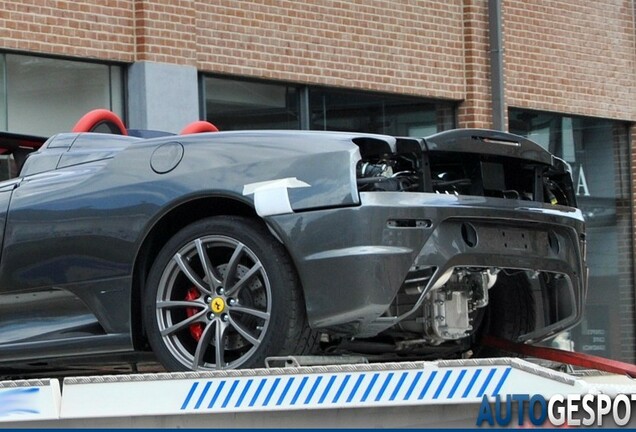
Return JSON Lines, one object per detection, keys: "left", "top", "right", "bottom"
{"left": 0, "top": 110, "right": 587, "bottom": 372}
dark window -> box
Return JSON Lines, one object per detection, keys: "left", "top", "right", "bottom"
{"left": 0, "top": 53, "right": 124, "bottom": 136}
{"left": 510, "top": 108, "right": 634, "bottom": 363}
{"left": 309, "top": 87, "right": 454, "bottom": 135}
{"left": 0, "top": 55, "right": 5, "bottom": 132}
{"left": 0, "top": 53, "right": 124, "bottom": 180}
{"left": 202, "top": 75, "right": 456, "bottom": 136}
{"left": 203, "top": 77, "right": 299, "bottom": 130}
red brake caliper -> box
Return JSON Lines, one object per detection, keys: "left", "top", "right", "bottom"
{"left": 185, "top": 288, "right": 204, "bottom": 341}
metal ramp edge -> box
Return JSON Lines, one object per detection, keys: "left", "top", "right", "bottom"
{"left": 2, "top": 357, "right": 634, "bottom": 423}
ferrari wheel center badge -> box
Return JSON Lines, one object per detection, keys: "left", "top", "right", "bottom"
{"left": 211, "top": 297, "right": 226, "bottom": 313}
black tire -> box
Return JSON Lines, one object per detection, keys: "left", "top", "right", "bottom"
{"left": 474, "top": 272, "right": 536, "bottom": 357}
{"left": 143, "top": 216, "right": 317, "bottom": 371}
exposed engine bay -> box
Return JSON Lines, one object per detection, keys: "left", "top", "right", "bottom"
{"left": 328, "top": 131, "right": 584, "bottom": 359}
{"left": 355, "top": 142, "right": 575, "bottom": 207}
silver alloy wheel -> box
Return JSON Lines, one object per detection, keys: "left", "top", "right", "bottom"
{"left": 154, "top": 235, "right": 272, "bottom": 370}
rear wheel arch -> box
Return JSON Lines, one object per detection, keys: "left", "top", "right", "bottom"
{"left": 131, "top": 196, "right": 260, "bottom": 347}
{"left": 142, "top": 215, "right": 316, "bottom": 370}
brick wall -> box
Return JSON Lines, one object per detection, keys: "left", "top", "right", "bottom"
{"left": 457, "top": 0, "right": 492, "bottom": 129}
{"left": 504, "top": 0, "right": 636, "bottom": 122}
{"left": 136, "top": 0, "right": 197, "bottom": 65}
{"left": 196, "top": 0, "right": 466, "bottom": 101}
{"left": 2, "top": 1, "right": 634, "bottom": 126}
{"left": 0, "top": 0, "right": 134, "bottom": 62}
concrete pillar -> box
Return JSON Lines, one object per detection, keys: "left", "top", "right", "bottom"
{"left": 127, "top": 62, "right": 199, "bottom": 134}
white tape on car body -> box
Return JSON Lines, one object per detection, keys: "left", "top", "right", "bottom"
{"left": 243, "top": 178, "right": 310, "bottom": 217}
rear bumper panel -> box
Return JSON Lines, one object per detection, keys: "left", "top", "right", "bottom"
{"left": 268, "top": 192, "right": 587, "bottom": 338}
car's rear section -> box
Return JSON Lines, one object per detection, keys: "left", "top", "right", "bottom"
{"left": 0, "top": 118, "right": 587, "bottom": 371}
{"left": 270, "top": 129, "right": 587, "bottom": 357}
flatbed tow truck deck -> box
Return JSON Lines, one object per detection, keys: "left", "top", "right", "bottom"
{"left": 1, "top": 340, "right": 635, "bottom": 428}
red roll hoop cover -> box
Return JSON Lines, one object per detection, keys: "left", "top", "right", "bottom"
{"left": 72, "top": 109, "right": 128, "bottom": 135}
{"left": 180, "top": 121, "right": 219, "bottom": 135}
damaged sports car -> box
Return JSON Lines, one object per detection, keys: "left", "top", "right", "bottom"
{"left": 0, "top": 110, "right": 587, "bottom": 372}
